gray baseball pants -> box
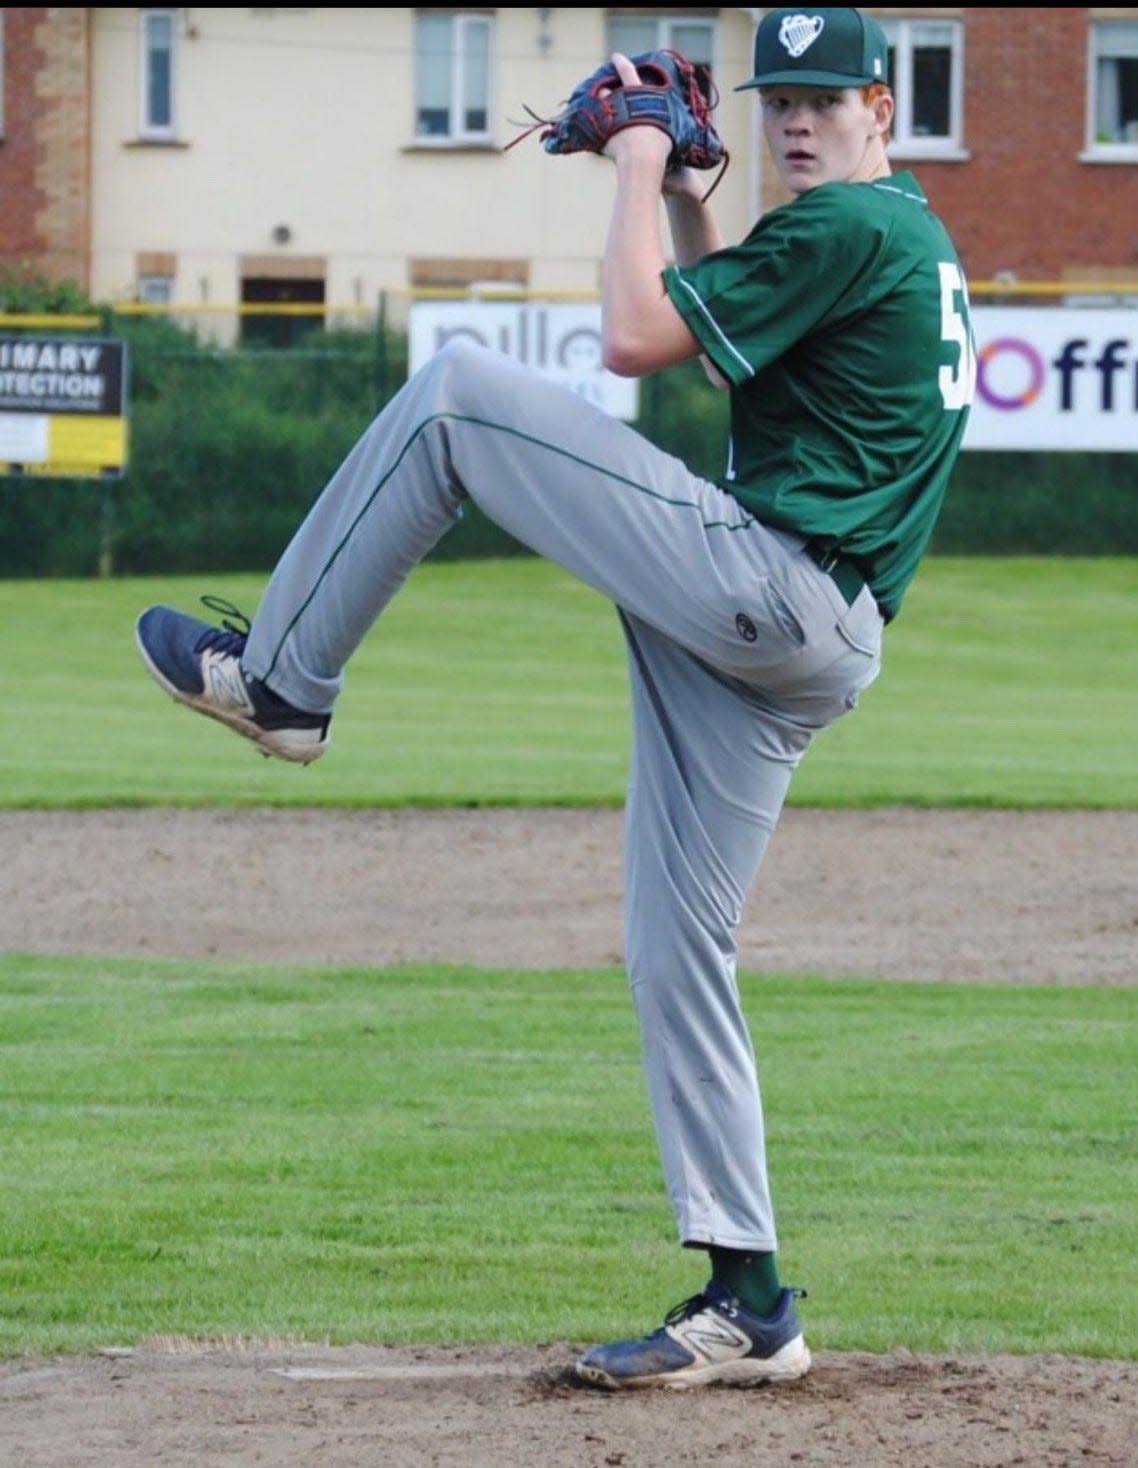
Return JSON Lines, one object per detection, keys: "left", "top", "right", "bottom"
{"left": 244, "top": 339, "right": 884, "bottom": 1251}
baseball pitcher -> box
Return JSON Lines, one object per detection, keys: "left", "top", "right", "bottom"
{"left": 136, "top": 6, "right": 974, "bottom": 1389}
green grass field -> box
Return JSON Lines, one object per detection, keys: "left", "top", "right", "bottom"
{"left": 1, "top": 955, "right": 1135, "bottom": 1360}
{"left": 1, "top": 556, "right": 1136, "bottom": 807}
{"left": 1, "top": 555, "right": 1136, "bottom": 1361}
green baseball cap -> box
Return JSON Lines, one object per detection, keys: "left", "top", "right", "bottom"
{"left": 736, "top": 8, "right": 890, "bottom": 91}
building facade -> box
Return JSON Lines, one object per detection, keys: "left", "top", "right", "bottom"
{"left": 1, "top": 7, "right": 1137, "bottom": 328}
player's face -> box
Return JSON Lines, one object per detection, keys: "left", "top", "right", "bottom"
{"left": 760, "top": 85, "right": 888, "bottom": 193}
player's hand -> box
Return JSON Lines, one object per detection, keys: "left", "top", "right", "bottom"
{"left": 601, "top": 53, "right": 673, "bottom": 171}
{"left": 604, "top": 53, "right": 701, "bottom": 195}
{"left": 661, "top": 162, "right": 707, "bottom": 200}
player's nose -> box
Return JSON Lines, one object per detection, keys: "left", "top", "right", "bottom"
{"left": 781, "top": 100, "right": 814, "bottom": 129}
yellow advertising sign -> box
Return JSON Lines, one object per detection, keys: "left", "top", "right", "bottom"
{"left": 0, "top": 335, "right": 129, "bottom": 478}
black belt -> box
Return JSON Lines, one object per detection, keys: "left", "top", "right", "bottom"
{"left": 803, "top": 538, "right": 866, "bottom": 607}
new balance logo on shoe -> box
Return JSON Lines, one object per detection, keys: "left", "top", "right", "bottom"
{"left": 202, "top": 649, "right": 255, "bottom": 714}
{"left": 674, "top": 1310, "right": 752, "bottom": 1359}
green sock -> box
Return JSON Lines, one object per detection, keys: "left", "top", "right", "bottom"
{"left": 708, "top": 1247, "right": 782, "bottom": 1317}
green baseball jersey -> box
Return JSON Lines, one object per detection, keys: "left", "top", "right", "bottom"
{"left": 663, "top": 171, "right": 973, "bottom": 621}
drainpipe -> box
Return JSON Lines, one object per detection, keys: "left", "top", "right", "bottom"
{"left": 738, "top": 8, "right": 764, "bottom": 222}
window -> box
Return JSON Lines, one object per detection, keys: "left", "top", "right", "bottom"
{"left": 1090, "top": 21, "right": 1138, "bottom": 150}
{"left": 879, "top": 18, "right": 964, "bottom": 157}
{"left": 139, "top": 9, "right": 177, "bottom": 140}
{"left": 414, "top": 12, "right": 492, "bottom": 143}
{"left": 137, "top": 275, "right": 174, "bottom": 307}
{"left": 605, "top": 15, "right": 715, "bottom": 68}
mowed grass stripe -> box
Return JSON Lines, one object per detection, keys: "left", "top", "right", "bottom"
{"left": 0, "top": 955, "right": 1134, "bottom": 1358}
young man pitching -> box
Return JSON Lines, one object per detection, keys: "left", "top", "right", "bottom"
{"left": 137, "top": 7, "right": 973, "bottom": 1389}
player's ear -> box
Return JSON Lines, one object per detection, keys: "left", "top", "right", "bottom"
{"left": 869, "top": 88, "right": 894, "bottom": 136}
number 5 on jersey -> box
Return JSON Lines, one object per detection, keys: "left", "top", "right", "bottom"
{"left": 938, "top": 261, "right": 976, "bottom": 412}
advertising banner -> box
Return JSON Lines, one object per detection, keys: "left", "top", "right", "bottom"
{"left": 0, "top": 335, "right": 129, "bottom": 477}
{"left": 408, "top": 301, "right": 639, "bottom": 421}
{"left": 964, "top": 306, "right": 1138, "bottom": 452}
{"left": 410, "top": 301, "right": 1137, "bottom": 452}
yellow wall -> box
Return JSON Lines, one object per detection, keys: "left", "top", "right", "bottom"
{"left": 89, "top": 7, "right": 761, "bottom": 323}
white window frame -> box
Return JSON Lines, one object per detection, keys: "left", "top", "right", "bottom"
{"left": 1083, "top": 20, "right": 1138, "bottom": 161}
{"left": 139, "top": 9, "right": 178, "bottom": 141}
{"left": 880, "top": 17, "right": 966, "bottom": 161}
{"left": 414, "top": 12, "right": 494, "bottom": 146}
{"left": 604, "top": 14, "right": 716, "bottom": 69}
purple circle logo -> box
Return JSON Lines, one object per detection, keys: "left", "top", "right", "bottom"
{"left": 976, "top": 338, "right": 1045, "bottom": 411}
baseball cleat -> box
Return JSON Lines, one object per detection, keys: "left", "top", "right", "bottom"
{"left": 574, "top": 1282, "right": 810, "bottom": 1391}
{"left": 135, "top": 599, "right": 330, "bottom": 764}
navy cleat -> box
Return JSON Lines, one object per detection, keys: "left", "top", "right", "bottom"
{"left": 135, "top": 597, "right": 330, "bottom": 765}
{"left": 574, "top": 1282, "right": 810, "bottom": 1391}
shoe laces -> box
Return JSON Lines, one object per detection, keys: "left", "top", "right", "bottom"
{"left": 195, "top": 594, "right": 252, "bottom": 657}
{"left": 664, "top": 1281, "right": 807, "bottom": 1328}
{"left": 664, "top": 1289, "right": 720, "bottom": 1327}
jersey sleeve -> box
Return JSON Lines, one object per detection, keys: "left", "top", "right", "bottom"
{"left": 663, "top": 185, "right": 887, "bottom": 388}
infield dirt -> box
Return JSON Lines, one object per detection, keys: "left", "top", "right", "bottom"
{"left": 2, "top": 805, "right": 1136, "bottom": 1468}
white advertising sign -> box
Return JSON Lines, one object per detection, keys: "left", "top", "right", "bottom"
{"left": 964, "top": 306, "right": 1138, "bottom": 451}
{"left": 0, "top": 412, "right": 49, "bottom": 463}
{"left": 408, "top": 301, "right": 639, "bottom": 421}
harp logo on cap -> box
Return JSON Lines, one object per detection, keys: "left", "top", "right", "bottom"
{"left": 778, "top": 14, "right": 825, "bottom": 59}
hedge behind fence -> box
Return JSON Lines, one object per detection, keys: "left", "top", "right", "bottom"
{"left": 1, "top": 313, "right": 1135, "bottom": 578}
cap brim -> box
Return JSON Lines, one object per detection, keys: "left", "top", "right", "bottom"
{"left": 735, "top": 69, "right": 874, "bottom": 91}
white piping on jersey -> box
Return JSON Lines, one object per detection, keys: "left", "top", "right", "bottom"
{"left": 669, "top": 275, "right": 755, "bottom": 380}
{"left": 871, "top": 181, "right": 928, "bottom": 206}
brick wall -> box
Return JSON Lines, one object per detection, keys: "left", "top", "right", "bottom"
{"left": 0, "top": 7, "right": 90, "bottom": 289}
{"left": 904, "top": 8, "right": 1136, "bottom": 281}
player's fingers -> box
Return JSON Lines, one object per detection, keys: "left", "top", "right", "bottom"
{"left": 610, "top": 52, "right": 641, "bottom": 88}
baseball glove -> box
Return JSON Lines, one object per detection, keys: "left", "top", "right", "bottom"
{"left": 505, "top": 49, "right": 730, "bottom": 200}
